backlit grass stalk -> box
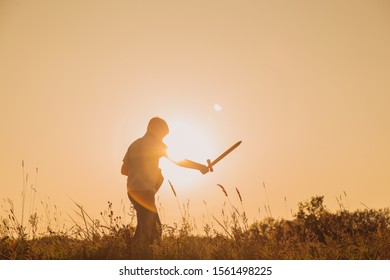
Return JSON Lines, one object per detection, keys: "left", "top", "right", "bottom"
{"left": 216, "top": 184, "right": 247, "bottom": 234}
{"left": 28, "top": 168, "right": 38, "bottom": 237}
{"left": 360, "top": 202, "right": 370, "bottom": 210}
{"left": 40, "top": 198, "right": 52, "bottom": 232}
{"left": 344, "top": 191, "right": 350, "bottom": 211}
{"left": 262, "top": 182, "right": 273, "bottom": 218}
{"left": 5, "top": 199, "right": 22, "bottom": 238}
{"left": 28, "top": 168, "right": 38, "bottom": 220}
{"left": 202, "top": 200, "right": 214, "bottom": 236}
{"left": 168, "top": 180, "right": 184, "bottom": 219}
{"left": 70, "top": 201, "right": 105, "bottom": 239}
{"left": 284, "top": 196, "right": 288, "bottom": 219}
{"left": 217, "top": 184, "right": 240, "bottom": 216}
{"left": 21, "top": 160, "right": 27, "bottom": 228}
{"left": 235, "top": 187, "right": 248, "bottom": 231}
{"left": 336, "top": 196, "right": 345, "bottom": 211}
{"left": 212, "top": 215, "right": 233, "bottom": 239}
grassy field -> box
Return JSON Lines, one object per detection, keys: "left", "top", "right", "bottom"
{"left": 1, "top": 193, "right": 389, "bottom": 260}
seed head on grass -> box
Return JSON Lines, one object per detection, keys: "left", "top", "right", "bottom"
{"left": 168, "top": 180, "right": 177, "bottom": 198}
{"left": 262, "top": 181, "right": 272, "bottom": 217}
{"left": 168, "top": 179, "right": 183, "bottom": 219}
{"left": 344, "top": 190, "right": 350, "bottom": 210}
{"left": 217, "top": 184, "right": 228, "bottom": 197}
{"left": 284, "top": 196, "right": 288, "bottom": 219}
{"left": 235, "top": 187, "right": 242, "bottom": 203}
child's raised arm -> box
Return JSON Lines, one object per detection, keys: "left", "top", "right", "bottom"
{"left": 166, "top": 157, "right": 209, "bottom": 174}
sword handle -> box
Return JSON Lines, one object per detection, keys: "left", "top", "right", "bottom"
{"left": 207, "top": 159, "right": 214, "bottom": 172}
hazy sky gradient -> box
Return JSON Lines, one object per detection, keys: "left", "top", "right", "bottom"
{"left": 1, "top": 0, "right": 389, "bottom": 229}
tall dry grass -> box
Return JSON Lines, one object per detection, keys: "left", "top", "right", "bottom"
{"left": 1, "top": 163, "right": 389, "bottom": 259}
{"left": 1, "top": 190, "right": 389, "bottom": 260}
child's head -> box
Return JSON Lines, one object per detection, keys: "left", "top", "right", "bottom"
{"left": 147, "top": 117, "right": 169, "bottom": 139}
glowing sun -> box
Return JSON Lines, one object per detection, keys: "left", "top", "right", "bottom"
{"left": 159, "top": 118, "right": 214, "bottom": 188}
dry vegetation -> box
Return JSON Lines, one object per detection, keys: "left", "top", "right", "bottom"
{"left": 1, "top": 164, "right": 389, "bottom": 259}
{"left": 1, "top": 192, "right": 389, "bottom": 260}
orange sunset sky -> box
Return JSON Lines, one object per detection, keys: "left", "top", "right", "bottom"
{"left": 1, "top": 0, "right": 389, "bottom": 230}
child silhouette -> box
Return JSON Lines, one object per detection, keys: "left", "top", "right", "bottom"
{"left": 122, "top": 117, "right": 208, "bottom": 249}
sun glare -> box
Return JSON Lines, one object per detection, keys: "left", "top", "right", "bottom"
{"left": 159, "top": 119, "right": 214, "bottom": 187}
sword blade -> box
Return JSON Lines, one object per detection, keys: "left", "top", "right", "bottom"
{"left": 210, "top": 141, "right": 242, "bottom": 167}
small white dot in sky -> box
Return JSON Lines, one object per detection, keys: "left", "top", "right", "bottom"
{"left": 214, "top": 104, "right": 222, "bottom": 112}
